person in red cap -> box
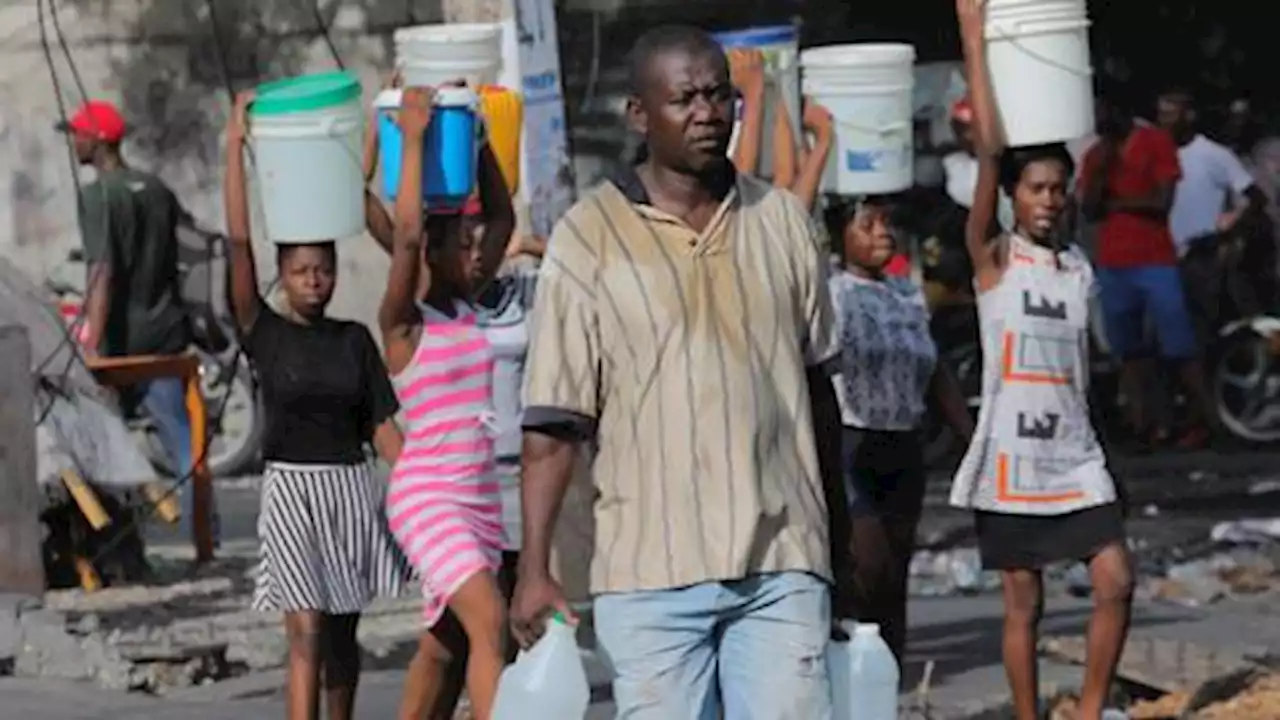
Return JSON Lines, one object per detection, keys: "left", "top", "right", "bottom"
{"left": 58, "top": 99, "right": 211, "bottom": 543}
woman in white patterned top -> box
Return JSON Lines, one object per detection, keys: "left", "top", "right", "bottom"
{"left": 826, "top": 195, "right": 973, "bottom": 664}
{"left": 953, "top": 2, "right": 1132, "bottom": 718}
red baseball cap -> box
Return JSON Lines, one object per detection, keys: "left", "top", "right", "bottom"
{"left": 56, "top": 100, "right": 127, "bottom": 143}
{"left": 950, "top": 97, "right": 973, "bottom": 124}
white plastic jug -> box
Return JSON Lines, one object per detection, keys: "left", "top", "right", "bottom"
{"left": 800, "top": 43, "right": 916, "bottom": 196}
{"left": 828, "top": 621, "right": 899, "bottom": 720}
{"left": 985, "top": 0, "right": 1094, "bottom": 145}
{"left": 492, "top": 613, "right": 590, "bottom": 720}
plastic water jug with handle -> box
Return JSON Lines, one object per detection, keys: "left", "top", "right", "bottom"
{"left": 828, "top": 621, "right": 899, "bottom": 719}
{"left": 479, "top": 86, "right": 523, "bottom": 196}
{"left": 492, "top": 612, "right": 590, "bottom": 720}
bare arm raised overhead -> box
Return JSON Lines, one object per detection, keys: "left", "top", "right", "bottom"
{"left": 729, "top": 48, "right": 767, "bottom": 175}
{"left": 378, "top": 86, "right": 435, "bottom": 375}
{"left": 223, "top": 90, "right": 263, "bottom": 334}
{"left": 957, "top": 0, "right": 1005, "bottom": 293}
{"left": 470, "top": 130, "right": 517, "bottom": 289}
{"left": 790, "top": 98, "right": 834, "bottom": 212}
{"left": 364, "top": 73, "right": 401, "bottom": 254}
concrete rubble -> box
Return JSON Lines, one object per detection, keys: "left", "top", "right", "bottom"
{"left": 0, "top": 551, "right": 426, "bottom": 693}
{"left": 0, "top": 254, "right": 155, "bottom": 491}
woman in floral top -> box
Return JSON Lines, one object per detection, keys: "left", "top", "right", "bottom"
{"left": 826, "top": 196, "right": 973, "bottom": 664}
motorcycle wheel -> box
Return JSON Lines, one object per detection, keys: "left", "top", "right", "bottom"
{"left": 144, "top": 350, "right": 263, "bottom": 477}
{"left": 1212, "top": 328, "right": 1280, "bottom": 444}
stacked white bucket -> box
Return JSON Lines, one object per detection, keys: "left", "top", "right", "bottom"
{"left": 395, "top": 23, "right": 503, "bottom": 88}
{"left": 801, "top": 44, "right": 917, "bottom": 196}
{"left": 985, "top": 0, "right": 1094, "bottom": 145}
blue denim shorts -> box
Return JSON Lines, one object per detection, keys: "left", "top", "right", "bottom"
{"left": 593, "top": 571, "right": 832, "bottom": 719}
{"left": 1096, "top": 265, "right": 1197, "bottom": 360}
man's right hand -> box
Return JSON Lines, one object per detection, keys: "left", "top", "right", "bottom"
{"left": 509, "top": 568, "right": 575, "bottom": 649}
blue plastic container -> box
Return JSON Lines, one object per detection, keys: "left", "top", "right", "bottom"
{"left": 711, "top": 25, "right": 802, "bottom": 179}
{"left": 376, "top": 86, "right": 478, "bottom": 207}
{"left": 712, "top": 24, "right": 797, "bottom": 49}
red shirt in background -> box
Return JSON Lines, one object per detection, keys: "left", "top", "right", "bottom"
{"left": 1077, "top": 124, "right": 1182, "bottom": 268}
{"left": 884, "top": 253, "right": 911, "bottom": 277}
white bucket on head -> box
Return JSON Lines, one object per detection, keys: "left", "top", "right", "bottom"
{"left": 249, "top": 102, "right": 365, "bottom": 243}
{"left": 984, "top": 0, "right": 1094, "bottom": 146}
{"left": 395, "top": 22, "right": 502, "bottom": 88}
{"left": 801, "top": 43, "right": 916, "bottom": 195}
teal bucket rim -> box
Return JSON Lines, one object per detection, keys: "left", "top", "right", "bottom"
{"left": 251, "top": 71, "right": 362, "bottom": 116}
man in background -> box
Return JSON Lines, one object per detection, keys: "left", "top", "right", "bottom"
{"left": 59, "top": 100, "right": 211, "bottom": 538}
{"left": 1080, "top": 91, "right": 1214, "bottom": 449}
{"left": 1156, "top": 87, "right": 1270, "bottom": 332}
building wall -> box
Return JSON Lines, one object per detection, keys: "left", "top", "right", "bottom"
{"left": 0, "top": 0, "right": 448, "bottom": 328}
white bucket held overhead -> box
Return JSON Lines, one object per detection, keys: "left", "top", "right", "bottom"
{"left": 985, "top": 0, "right": 1094, "bottom": 146}
{"left": 801, "top": 43, "right": 916, "bottom": 196}
{"left": 249, "top": 71, "right": 366, "bottom": 243}
{"left": 395, "top": 23, "right": 502, "bottom": 89}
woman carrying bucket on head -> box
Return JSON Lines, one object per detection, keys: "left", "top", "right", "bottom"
{"left": 363, "top": 77, "right": 523, "bottom": 719}
{"left": 952, "top": 2, "right": 1132, "bottom": 718}
{"left": 825, "top": 194, "right": 974, "bottom": 666}
{"left": 377, "top": 85, "right": 513, "bottom": 720}
{"left": 223, "top": 90, "right": 412, "bottom": 720}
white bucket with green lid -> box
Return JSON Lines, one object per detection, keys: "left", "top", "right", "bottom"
{"left": 248, "top": 71, "right": 366, "bottom": 244}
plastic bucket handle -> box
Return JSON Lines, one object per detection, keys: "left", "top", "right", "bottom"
{"left": 246, "top": 110, "right": 361, "bottom": 139}
{"left": 985, "top": 18, "right": 1093, "bottom": 79}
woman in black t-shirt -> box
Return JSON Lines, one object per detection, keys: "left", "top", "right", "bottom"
{"left": 224, "top": 91, "right": 411, "bottom": 720}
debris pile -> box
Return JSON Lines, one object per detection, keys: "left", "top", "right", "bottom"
{"left": 1140, "top": 518, "right": 1280, "bottom": 607}
{"left": 1129, "top": 671, "right": 1280, "bottom": 719}
{"left": 2, "top": 550, "right": 424, "bottom": 692}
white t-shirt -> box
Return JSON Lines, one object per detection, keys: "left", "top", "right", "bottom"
{"left": 1170, "top": 134, "right": 1255, "bottom": 255}
{"left": 942, "top": 151, "right": 1015, "bottom": 231}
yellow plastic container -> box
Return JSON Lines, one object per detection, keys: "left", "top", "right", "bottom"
{"left": 479, "top": 85, "right": 522, "bottom": 195}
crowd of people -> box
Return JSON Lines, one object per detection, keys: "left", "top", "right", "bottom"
{"left": 60, "top": 0, "right": 1280, "bottom": 718}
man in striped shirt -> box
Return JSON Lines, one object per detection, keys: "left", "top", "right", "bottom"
{"left": 511, "top": 25, "right": 847, "bottom": 718}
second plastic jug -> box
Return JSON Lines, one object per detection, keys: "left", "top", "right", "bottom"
{"left": 492, "top": 612, "right": 589, "bottom": 720}
{"left": 828, "top": 621, "right": 899, "bottom": 719}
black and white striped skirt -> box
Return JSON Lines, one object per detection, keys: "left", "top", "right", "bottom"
{"left": 252, "top": 461, "right": 411, "bottom": 614}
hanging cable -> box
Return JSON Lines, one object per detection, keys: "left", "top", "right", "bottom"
{"left": 310, "top": 0, "right": 346, "bottom": 70}
{"left": 48, "top": 0, "right": 88, "bottom": 102}
{"left": 33, "top": 0, "right": 98, "bottom": 382}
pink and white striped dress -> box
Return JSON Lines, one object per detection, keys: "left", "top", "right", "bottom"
{"left": 387, "top": 300, "right": 505, "bottom": 626}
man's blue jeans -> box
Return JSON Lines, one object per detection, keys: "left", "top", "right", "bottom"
{"left": 593, "top": 571, "right": 832, "bottom": 720}
{"left": 141, "top": 378, "right": 217, "bottom": 545}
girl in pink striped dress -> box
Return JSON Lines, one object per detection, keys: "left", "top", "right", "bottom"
{"left": 377, "top": 86, "right": 512, "bottom": 719}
